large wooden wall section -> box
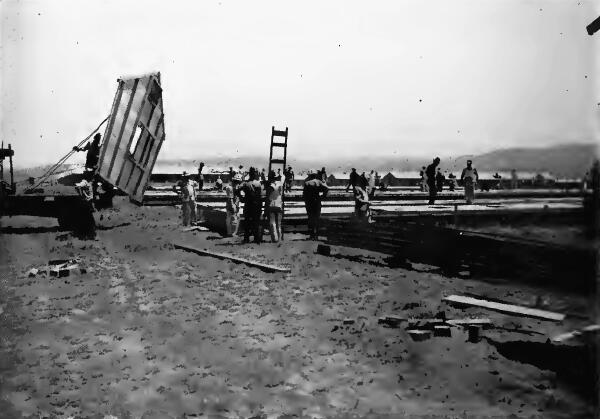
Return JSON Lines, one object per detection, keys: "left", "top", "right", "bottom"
{"left": 97, "top": 73, "right": 165, "bottom": 203}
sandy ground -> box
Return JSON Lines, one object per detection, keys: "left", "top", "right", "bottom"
{"left": 0, "top": 198, "right": 596, "bottom": 419}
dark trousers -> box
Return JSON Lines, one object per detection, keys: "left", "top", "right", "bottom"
{"left": 305, "top": 201, "right": 322, "bottom": 238}
{"left": 428, "top": 182, "right": 437, "bottom": 204}
{"left": 244, "top": 203, "right": 262, "bottom": 243}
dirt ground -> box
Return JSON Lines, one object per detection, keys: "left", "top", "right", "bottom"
{"left": 0, "top": 198, "right": 597, "bottom": 419}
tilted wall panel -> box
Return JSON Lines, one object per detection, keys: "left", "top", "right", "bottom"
{"left": 96, "top": 73, "right": 165, "bottom": 203}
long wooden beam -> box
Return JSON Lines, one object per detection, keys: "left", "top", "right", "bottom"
{"left": 443, "top": 295, "right": 565, "bottom": 322}
{"left": 174, "top": 243, "right": 291, "bottom": 273}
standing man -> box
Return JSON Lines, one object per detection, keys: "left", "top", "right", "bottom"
{"left": 354, "top": 177, "right": 373, "bottom": 223}
{"left": 368, "top": 170, "right": 376, "bottom": 199}
{"left": 461, "top": 159, "right": 479, "bottom": 204}
{"left": 73, "top": 133, "right": 102, "bottom": 172}
{"left": 240, "top": 167, "right": 264, "bottom": 244}
{"left": 426, "top": 157, "right": 440, "bottom": 204}
{"left": 266, "top": 170, "right": 284, "bottom": 242}
{"left": 319, "top": 167, "right": 328, "bottom": 183}
{"left": 346, "top": 168, "right": 359, "bottom": 193}
{"left": 285, "top": 166, "right": 294, "bottom": 192}
{"left": 419, "top": 166, "right": 428, "bottom": 192}
{"left": 173, "top": 171, "right": 198, "bottom": 226}
{"left": 303, "top": 170, "right": 329, "bottom": 240}
{"left": 197, "top": 162, "right": 205, "bottom": 191}
{"left": 224, "top": 174, "right": 242, "bottom": 237}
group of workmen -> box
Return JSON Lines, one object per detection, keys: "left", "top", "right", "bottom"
{"left": 420, "top": 157, "right": 480, "bottom": 204}
{"left": 174, "top": 164, "right": 288, "bottom": 243}
{"left": 172, "top": 163, "right": 378, "bottom": 242}
{"left": 173, "top": 159, "right": 488, "bottom": 242}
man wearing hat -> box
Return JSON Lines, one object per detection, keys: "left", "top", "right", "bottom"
{"left": 73, "top": 133, "right": 102, "bottom": 172}
{"left": 240, "top": 167, "right": 264, "bottom": 243}
{"left": 173, "top": 171, "right": 199, "bottom": 226}
{"left": 461, "top": 159, "right": 479, "bottom": 204}
{"left": 426, "top": 157, "right": 441, "bottom": 204}
{"left": 303, "top": 170, "right": 329, "bottom": 240}
{"left": 345, "top": 168, "right": 359, "bottom": 193}
{"left": 224, "top": 173, "right": 242, "bottom": 237}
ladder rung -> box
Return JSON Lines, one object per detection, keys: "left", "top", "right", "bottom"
{"left": 271, "top": 142, "right": 286, "bottom": 147}
{"left": 270, "top": 159, "right": 285, "bottom": 164}
{"left": 272, "top": 130, "right": 287, "bottom": 137}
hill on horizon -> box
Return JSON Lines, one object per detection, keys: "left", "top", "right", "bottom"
{"left": 154, "top": 142, "right": 597, "bottom": 178}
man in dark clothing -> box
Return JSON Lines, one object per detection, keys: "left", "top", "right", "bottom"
{"left": 197, "top": 162, "right": 205, "bottom": 190}
{"left": 73, "top": 133, "right": 102, "bottom": 171}
{"left": 241, "top": 167, "right": 264, "bottom": 243}
{"left": 435, "top": 168, "right": 445, "bottom": 192}
{"left": 303, "top": 170, "right": 329, "bottom": 240}
{"left": 346, "top": 168, "right": 359, "bottom": 193}
{"left": 426, "top": 157, "right": 440, "bottom": 204}
{"left": 285, "top": 166, "right": 294, "bottom": 192}
{"left": 319, "top": 167, "right": 328, "bottom": 183}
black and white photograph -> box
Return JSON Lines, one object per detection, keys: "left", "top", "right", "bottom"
{"left": 1, "top": 1, "right": 599, "bottom": 418}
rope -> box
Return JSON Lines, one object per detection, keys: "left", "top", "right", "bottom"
{"left": 25, "top": 116, "right": 110, "bottom": 192}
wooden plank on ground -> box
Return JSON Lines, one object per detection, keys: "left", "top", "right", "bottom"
{"left": 174, "top": 244, "right": 291, "bottom": 273}
{"left": 551, "top": 324, "right": 600, "bottom": 343}
{"left": 442, "top": 295, "right": 565, "bottom": 322}
{"left": 447, "top": 318, "right": 492, "bottom": 326}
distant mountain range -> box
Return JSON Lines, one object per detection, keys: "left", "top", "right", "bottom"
{"left": 9, "top": 143, "right": 597, "bottom": 182}
{"left": 154, "top": 142, "right": 598, "bottom": 179}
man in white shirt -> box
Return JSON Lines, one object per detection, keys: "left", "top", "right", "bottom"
{"left": 224, "top": 174, "right": 242, "bottom": 236}
{"left": 461, "top": 160, "right": 479, "bottom": 204}
{"left": 367, "top": 170, "right": 376, "bottom": 199}
{"left": 173, "top": 171, "right": 198, "bottom": 226}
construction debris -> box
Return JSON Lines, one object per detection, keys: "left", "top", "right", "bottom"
{"left": 27, "top": 268, "right": 39, "bottom": 277}
{"left": 343, "top": 318, "right": 355, "bottom": 325}
{"left": 433, "top": 325, "right": 452, "bottom": 337}
{"left": 50, "top": 263, "right": 81, "bottom": 278}
{"left": 378, "top": 315, "right": 406, "bottom": 327}
{"left": 442, "top": 295, "right": 565, "bottom": 322}
{"left": 317, "top": 244, "right": 331, "bottom": 256}
{"left": 407, "top": 318, "right": 446, "bottom": 329}
{"left": 408, "top": 330, "right": 431, "bottom": 342}
{"left": 446, "top": 318, "right": 493, "bottom": 328}
{"left": 183, "top": 226, "right": 209, "bottom": 232}
{"left": 468, "top": 325, "right": 480, "bottom": 342}
{"left": 174, "top": 244, "right": 292, "bottom": 273}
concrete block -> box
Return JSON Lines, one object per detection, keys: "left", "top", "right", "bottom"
{"left": 468, "top": 325, "right": 480, "bottom": 343}
{"left": 433, "top": 325, "right": 452, "bottom": 337}
{"left": 408, "top": 330, "right": 431, "bottom": 342}
{"left": 50, "top": 264, "right": 79, "bottom": 278}
{"left": 317, "top": 244, "right": 331, "bottom": 256}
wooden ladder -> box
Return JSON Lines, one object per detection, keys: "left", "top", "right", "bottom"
{"left": 267, "top": 126, "right": 288, "bottom": 239}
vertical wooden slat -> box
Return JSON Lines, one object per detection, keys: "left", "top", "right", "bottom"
{"left": 97, "top": 80, "right": 124, "bottom": 171}
{"left": 106, "top": 78, "right": 140, "bottom": 179}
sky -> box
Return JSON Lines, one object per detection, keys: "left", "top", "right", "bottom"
{"left": 2, "top": 0, "right": 599, "bottom": 168}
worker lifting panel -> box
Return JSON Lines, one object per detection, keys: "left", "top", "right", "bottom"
{"left": 96, "top": 72, "right": 165, "bottom": 204}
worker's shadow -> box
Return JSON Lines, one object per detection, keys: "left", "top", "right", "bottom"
{"left": 0, "top": 226, "right": 62, "bottom": 235}
{"left": 96, "top": 222, "right": 131, "bottom": 231}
